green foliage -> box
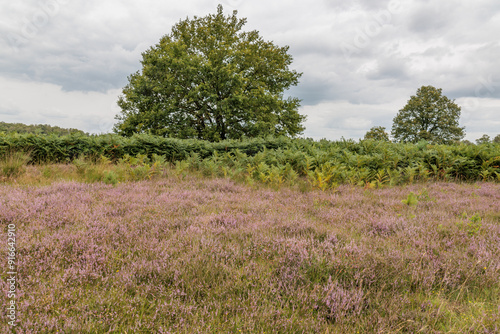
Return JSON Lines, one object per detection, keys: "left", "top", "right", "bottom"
{"left": 461, "top": 139, "right": 474, "bottom": 145}
{"left": 72, "top": 152, "right": 166, "bottom": 184}
{"left": 114, "top": 5, "right": 304, "bottom": 142}
{"left": 392, "top": 86, "right": 465, "bottom": 144}
{"left": 2, "top": 133, "right": 500, "bottom": 186}
{"left": 307, "top": 166, "right": 334, "bottom": 191}
{"left": 0, "top": 121, "right": 87, "bottom": 136}
{"left": 457, "top": 212, "right": 483, "bottom": 236}
{"left": 103, "top": 170, "right": 119, "bottom": 186}
{"left": 401, "top": 192, "right": 418, "bottom": 206}
{"left": 467, "top": 213, "right": 482, "bottom": 236}
{"left": 73, "top": 156, "right": 88, "bottom": 176}
{"left": 363, "top": 126, "right": 390, "bottom": 141}
{"left": 372, "top": 168, "right": 389, "bottom": 188}
{"left": 119, "top": 153, "right": 164, "bottom": 180}
{"left": 493, "top": 134, "right": 500, "bottom": 143}
{"left": 476, "top": 134, "right": 491, "bottom": 145}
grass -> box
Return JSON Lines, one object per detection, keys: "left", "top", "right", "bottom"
{"left": 0, "top": 150, "right": 31, "bottom": 180}
{"left": 0, "top": 159, "right": 499, "bottom": 333}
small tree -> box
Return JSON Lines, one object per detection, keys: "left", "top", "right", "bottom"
{"left": 364, "top": 126, "right": 389, "bottom": 141}
{"left": 391, "top": 86, "right": 465, "bottom": 144}
{"left": 114, "top": 5, "right": 305, "bottom": 141}
{"left": 493, "top": 134, "right": 500, "bottom": 143}
{"left": 476, "top": 134, "right": 491, "bottom": 145}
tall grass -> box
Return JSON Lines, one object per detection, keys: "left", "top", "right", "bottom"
{"left": 0, "top": 150, "right": 30, "bottom": 179}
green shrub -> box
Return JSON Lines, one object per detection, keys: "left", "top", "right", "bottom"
{"left": 467, "top": 213, "right": 482, "bottom": 236}
{"left": 1, "top": 133, "right": 499, "bottom": 186}
{"left": 401, "top": 192, "right": 418, "bottom": 206}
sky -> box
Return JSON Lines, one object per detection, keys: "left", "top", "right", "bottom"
{"left": 1, "top": 0, "right": 499, "bottom": 141}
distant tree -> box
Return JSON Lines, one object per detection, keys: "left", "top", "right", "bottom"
{"left": 364, "top": 126, "right": 390, "bottom": 141}
{"left": 476, "top": 134, "right": 491, "bottom": 145}
{"left": 114, "top": 5, "right": 305, "bottom": 141}
{"left": 391, "top": 85, "right": 465, "bottom": 144}
{"left": 493, "top": 134, "right": 500, "bottom": 143}
{"left": 0, "top": 121, "right": 86, "bottom": 136}
{"left": 460, "top": 139, "right": 474, "bottom": 146}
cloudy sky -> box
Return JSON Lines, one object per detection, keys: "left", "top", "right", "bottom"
{"left": 1, "top": 0, "right": 499, "bottom": 141}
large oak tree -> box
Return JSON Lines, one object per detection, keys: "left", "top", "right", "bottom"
{"left": 114, "top": 5, "right": 305, "bottom": 141}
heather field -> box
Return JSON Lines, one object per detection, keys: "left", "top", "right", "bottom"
{"left": 1, "top": 166, "right": 500, "bottom": 333}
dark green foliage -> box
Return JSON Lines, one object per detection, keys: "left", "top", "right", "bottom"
{"left": 114, "top": 5, "right": 304, "bottom": 141}
{"left": 461, "top": 139, "right": 474, "bottom": 145}
{"left": 1, "top": 133, "right": 499, "bottom": 184}
{"left": 0, "top": 133, "right": 292, "bottom": 164}
{"left": 364, "top": 126, "right": 390, "bottom": 141}
{"left": 392, "top": 86, "right": 465, "bottom": 144}
{"left": 0, "top": 121, "right": 87, "bottom": 136}
{"left": 476, "top": 134, "right": 491, "bottom": 145}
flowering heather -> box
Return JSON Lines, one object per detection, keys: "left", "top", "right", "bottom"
{"left": 1, "top": 175, "right": 499, "bottom": 332}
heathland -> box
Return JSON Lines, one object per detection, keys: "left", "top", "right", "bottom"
{"left": 0, "top": 135, "right": 499, "bottom": 332}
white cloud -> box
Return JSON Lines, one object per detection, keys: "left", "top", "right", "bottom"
{"left": 0, "top": 76, "right": 121, "bottom": 133}
{"left": 300, "top": 100, "right": 399, "bottom": 140}
{"left": 0, "top": 0, "right": 499, "bottom": 141}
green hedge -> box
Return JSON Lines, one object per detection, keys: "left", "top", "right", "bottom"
{"left": 1, "top": 133, "right": 499, "bottom": 182}
{"left": 0, "top": 133, "right": 292, "bottom": 163}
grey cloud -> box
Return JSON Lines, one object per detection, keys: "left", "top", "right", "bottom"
{"left": 1, "top": 50, "right": 138, "bottom": 92}
{"left": 325, "top": 0, "right": 395, "bottom": 11}
{"left": 288, "top": 80, "right": 335, "bottom": 106}
{"left": 407, "top": 7, "right": 451, "bottom": 35}
{"left": 39, "top": 109, "right": 69, "bottom": 119}
{"left": 0, "top": 108, "right": 21, "bottom": 116}
{"left": 0, "top": 0, "right": 499, "bottom": 140}
{"left": 420, "top": 46, "right": 451, "bottom": 58}
{"left": 365, "top": 57, "right": 409, "bottom": 81}
{"left": 0, "top": 0, "right": 194, "bottom": 92}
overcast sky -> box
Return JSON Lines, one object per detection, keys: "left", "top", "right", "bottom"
{"left": 1, "top": 0, "right": 499, "bottom": 141}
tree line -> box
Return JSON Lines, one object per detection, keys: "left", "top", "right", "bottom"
{"left": 0, "top": 122, "right": 87, "bottom": 136}
{"left": 113, "top": 6, "right": 497, "bottom": 146}
{"left": 3, "top": 6, "right": 497, "bottom": 146}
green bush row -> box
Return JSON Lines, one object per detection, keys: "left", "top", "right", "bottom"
{"left": 0, "top": 133, "right": 291, "bottom": 163}
{"left": 1, "top": 133, "right": 499, "bottom": 183}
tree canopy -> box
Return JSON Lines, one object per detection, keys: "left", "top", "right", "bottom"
{"left": 364, "top": 126, "right": 390, "bottom": 141}
{"left": 391, "top": 85, "right": 465, "bottom": 144}
{"left": 476, "top": 134, "right": 491, "bottom": 145}
{"left": 114, "top": 5, "right": 305, "bottom": 141}
{"left": 0, "top": 121, "right": 86, "bottom": 136}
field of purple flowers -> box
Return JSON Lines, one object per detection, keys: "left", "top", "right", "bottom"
{"left": 1, "top": 172, "right": 499, "bottom": 332}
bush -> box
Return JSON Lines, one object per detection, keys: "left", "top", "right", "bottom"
{"left": 1, "top": 133, "right": 500, "bottom": 185}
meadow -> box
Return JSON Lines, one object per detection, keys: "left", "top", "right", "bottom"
{"left": 0, "top": 139, "right": 499, "bottom": 333}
